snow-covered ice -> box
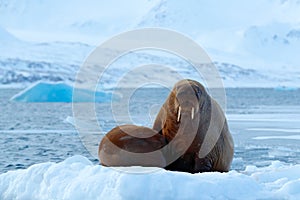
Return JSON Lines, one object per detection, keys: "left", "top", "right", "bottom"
{"left": 0, "top": 155, "right": 299, "bottom": 200}
{"left": 10, "top": 81, "right": 119, "bottom": 102}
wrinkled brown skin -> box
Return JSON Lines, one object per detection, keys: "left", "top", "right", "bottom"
{"left": 98, "top": 125, "right": 167, "bottom": 167}
{"left": 153, "top": 79, "right": 234, "bottom": 173}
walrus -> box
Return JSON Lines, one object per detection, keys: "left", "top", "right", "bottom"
{"left": 153, "top": 79, "right": 234, "bottom": 173}
{"left": 98, "top": 125, "right": 167, "bottom": 167}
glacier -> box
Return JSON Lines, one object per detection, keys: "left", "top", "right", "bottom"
{"left": 0, "top": 155, "right": 299, "bottom": 200}
{"left": 10, "top": 81, "right": 118, "bottom": 103}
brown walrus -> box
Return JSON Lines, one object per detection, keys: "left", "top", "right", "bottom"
{"left": 98, "top": 125, "right": 167, "bottom": 167}
{"left": 153, "top": 79, "right": 234, "bottom": 173}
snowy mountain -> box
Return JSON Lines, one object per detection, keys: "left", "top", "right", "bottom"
{"left": 0, "top": 26, "right": 19, "bottom": 44}
{"left": 0, "top": 0, "right": 158, "bottom": 44}
{"left": 0, "top": 28, "right": 93, "bottom": 87}
{"left": 0, "top": 0, "right": 300, "bottom": 88}
{"left": 138, "top": 0, "right": 300, "bottom": 68}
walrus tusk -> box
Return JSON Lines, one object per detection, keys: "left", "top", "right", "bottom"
{"left": 177, "top": 106, "right": 181, "bottom": 122}
{"left": 191, "top": 107, "right": 194, "bottom": 119}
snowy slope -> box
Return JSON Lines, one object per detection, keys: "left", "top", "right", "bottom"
{"left": 1, "top": 0, "right": 300, "bottom": 88}
{"left": 0, "top": 0, "right": 158, "bottom": 44}
{"left": 0, "top": 155, "right": 300, "bottom": 200}
{"left": 0, "top": 26, "right": 290, "bottom": 88}
{"left": 0, "top": 26, "right": 94, "bottom": 87}
{"left": 137, "top": 0, "right": 300, "bottom": 81}
{"left": 0, "top": 26, "right": 19, "bottom": 44}
{"left": 0, "top": 26, "right": 272, "bottom": 88}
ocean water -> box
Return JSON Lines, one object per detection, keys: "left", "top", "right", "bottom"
{"left": 0, "top": 88, "right": 300, "bottom": 173}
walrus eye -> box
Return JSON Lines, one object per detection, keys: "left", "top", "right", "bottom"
{"left": 196, "top": 87, "right": 202, "bottom": 99}
{"left": 177, "top": 106, "right": 181, "bottom": 122}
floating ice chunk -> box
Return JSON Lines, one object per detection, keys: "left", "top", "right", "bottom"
{"left": 10, "top": 81, "right": 119, "bottom": 103}
{"left": 274, "top": 86, "right": 298, "bottom": 91}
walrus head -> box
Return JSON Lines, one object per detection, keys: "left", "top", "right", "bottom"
{"left": 173, "top": 79, "right": 208, "bottom": 123}
{"left": 164, "top": 79, "right": 210, "bottom": 150}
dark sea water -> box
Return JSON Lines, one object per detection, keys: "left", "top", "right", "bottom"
{"left": 1, "top": 88, "right": 300, "bottom": 173}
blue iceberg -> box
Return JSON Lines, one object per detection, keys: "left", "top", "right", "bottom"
{"left": 10, "top": 81, "right": 118, "bottom": 103}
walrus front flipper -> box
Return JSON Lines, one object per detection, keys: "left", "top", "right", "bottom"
{"left": 194, "top": 156, "right": 213, "bottom": 173}
{"left": 164, "top": 155, "right": 194, "bottom": 173}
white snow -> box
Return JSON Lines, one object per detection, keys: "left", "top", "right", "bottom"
{"left": 0, "top": 155, "right": 299, "bottom": 200}
{"left": 0, "top": 25, "right": 19, "bottom": 44}
{"left": 138, "top": 0, "right": 300, "bottom": 70}
{"left": 0, "top": 0, "right": 158, "bottom": 44}
{"left": 10, "top": 81, "right": 118, "bottom": 102}
{"left": 1, "top": 1, "right": 300, "bottom": 88}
